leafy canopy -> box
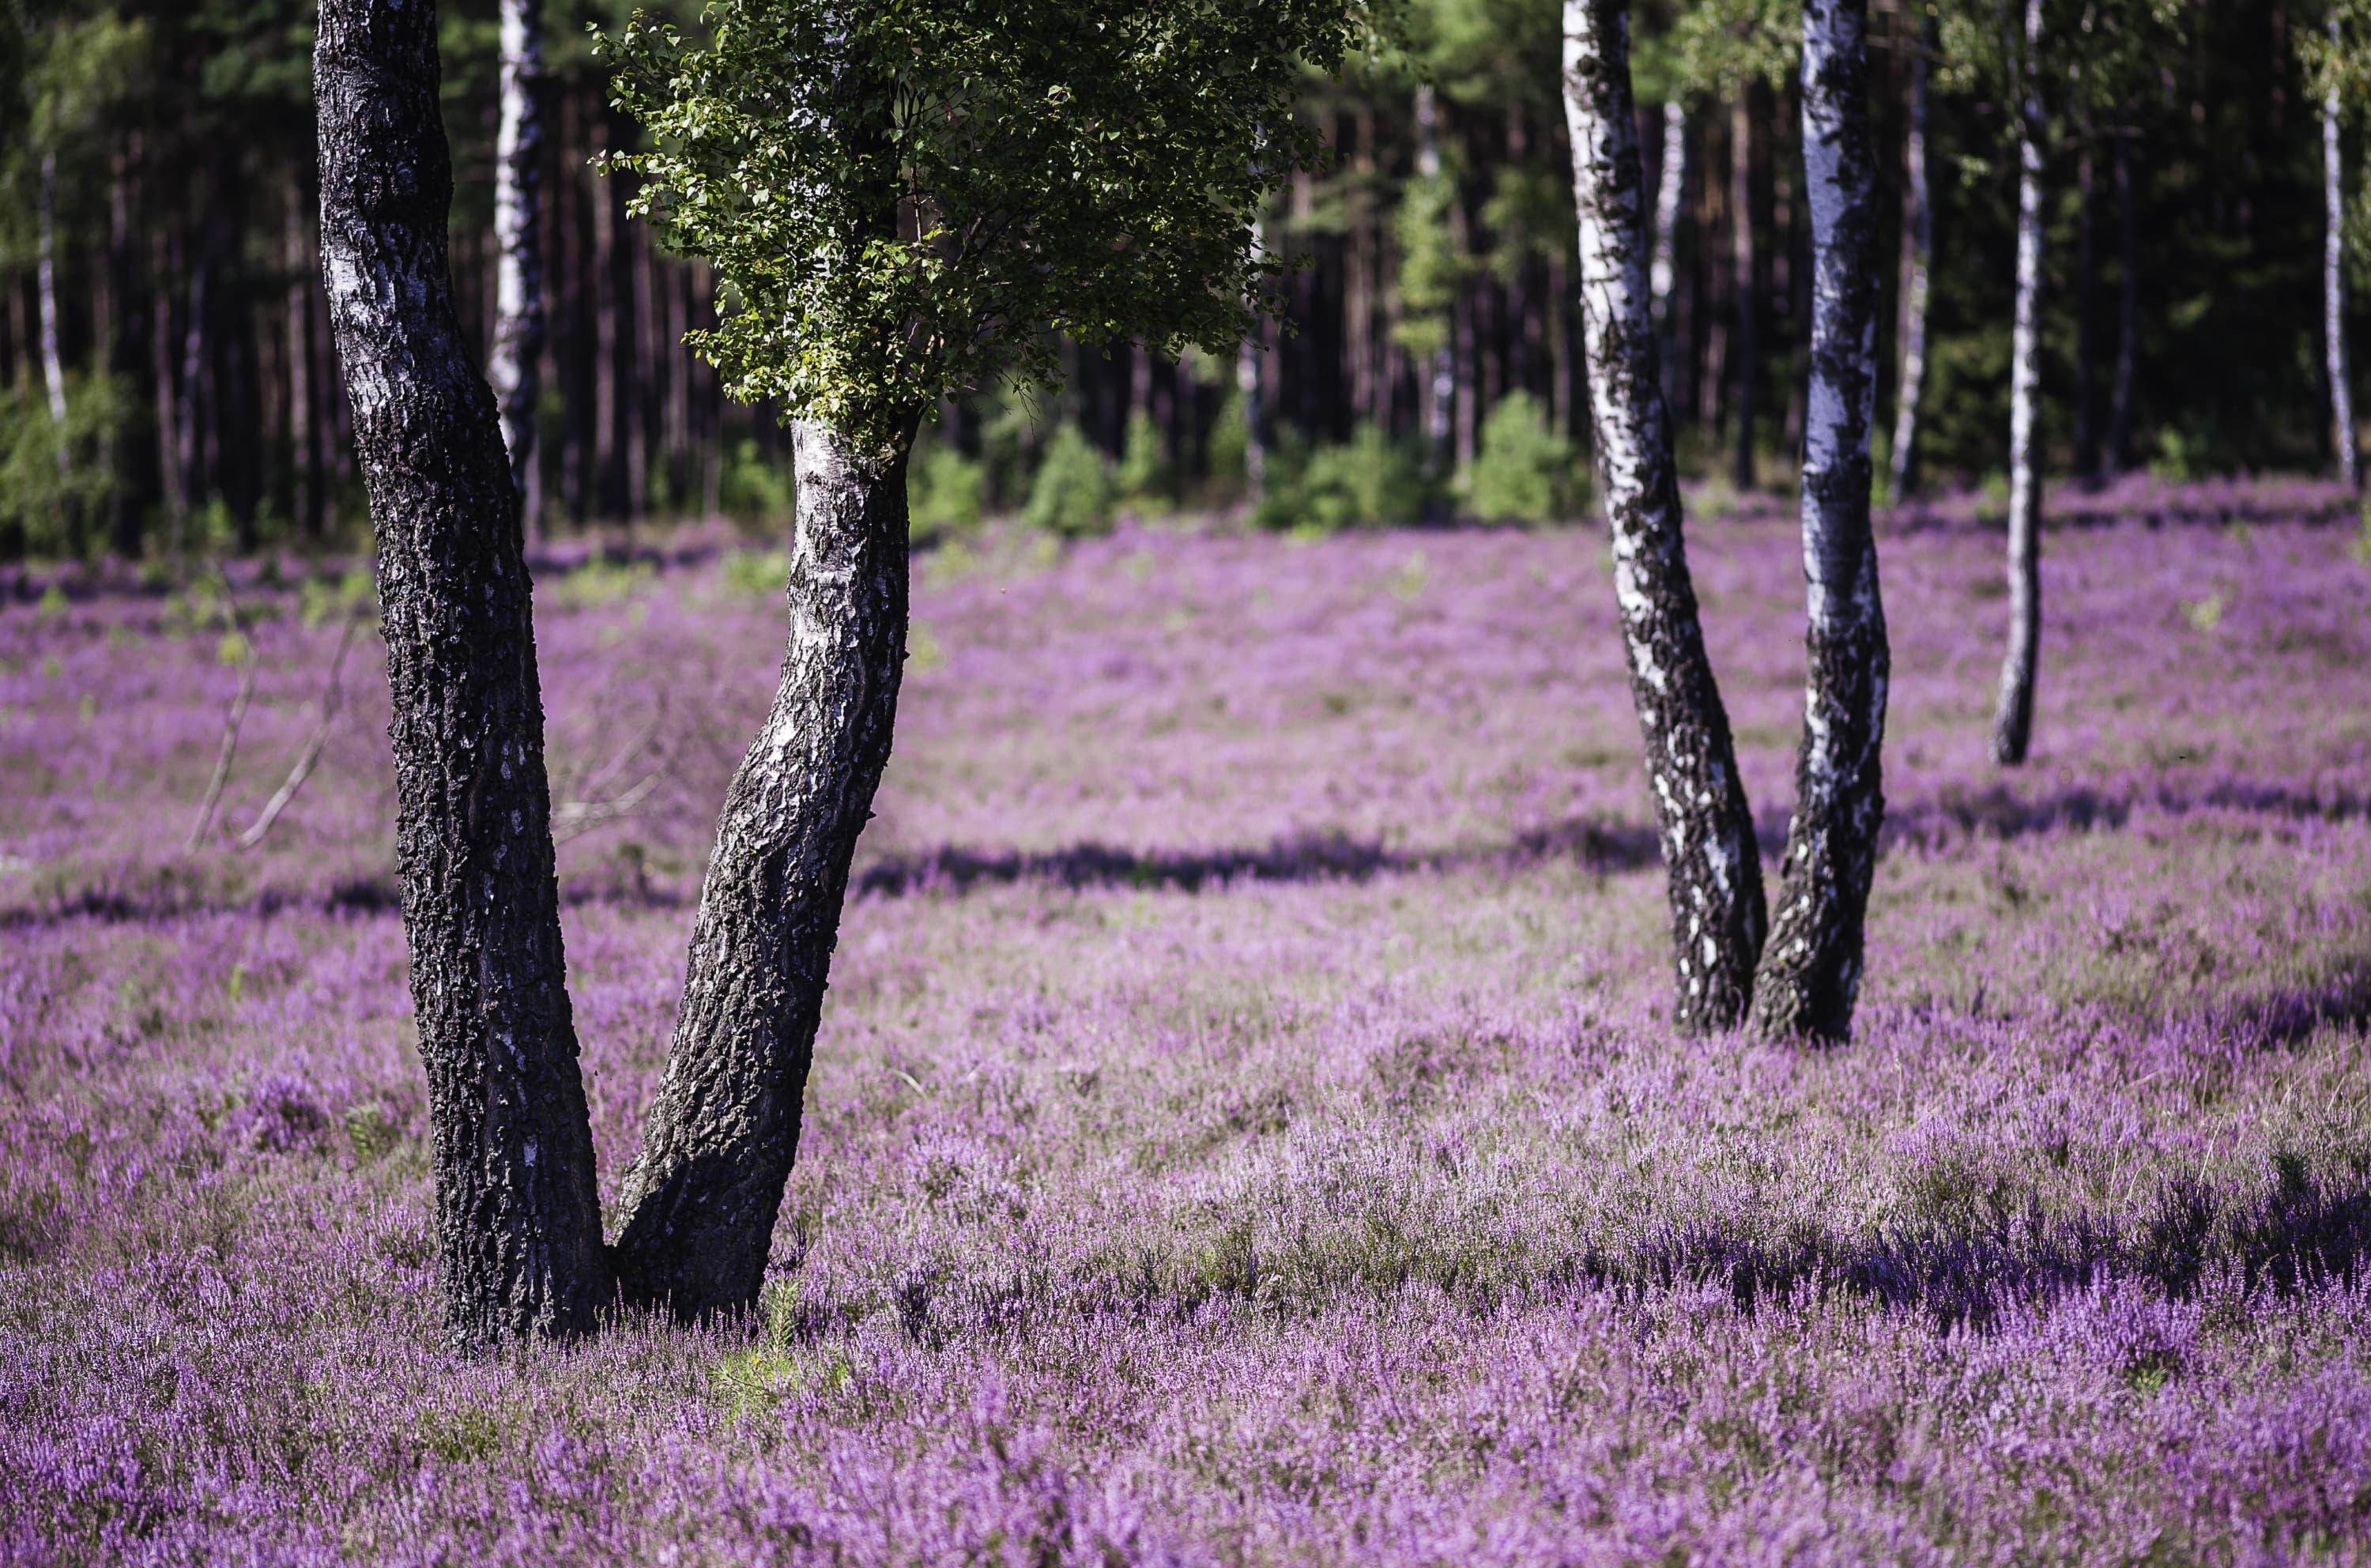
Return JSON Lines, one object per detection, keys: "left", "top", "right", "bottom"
{"left": 600, "top": 0, "right": 1359, "bottom": 453}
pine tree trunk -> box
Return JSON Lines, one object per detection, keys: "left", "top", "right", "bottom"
{"left": 1651, "top": 99, "right": 1688, "bottom": 410}
{"left": 1729, "top": 94, "right": 1758, "bottom": 492}
{"left": 1887, "top": 12, "right": 1932, "bottom": 503}
{"left": 1992, "top": 0, "right": 2046, "bottom": 767}
{"left": 489, "top": 0, "right": 546, "bottom": 518}
{"left": 287, "top": 172, "right": 320, "bottom": 538}
{"left": 2106, "top": 135, "right": 2138, "bottom": 473}
{"left": 315, "top": 0, "right": 610, "bottom": 1347}
{"left": 609, "top": 416, "right": 914, "bottom": 1319}
{"left": 1562, "top": 0, "right": 1766, "bottom": 1032}
{"left": 1750, "top": 0, "right": 1888, "bottom": 1043}
{"left": 152, "top": 236, "right": 186, "bottom": 545}
{"left": 2071, "top": 148, "right": 2101, "bottom": 481}
{"left": 2326, "top": 19, "right": 2358, "bottom": 490}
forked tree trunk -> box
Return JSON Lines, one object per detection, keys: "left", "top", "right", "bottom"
{"left": 1887, "top": 12, "right": 1932, "bottom": 503}
{"left": 609, "top": 418, "right": 914, "bottom": 1318}
{"left": 488, "top": 0, "right": 547, "bottom": 515}
{"left": 1750, "top": 0, "right": 1888, "bottom": 1042}
{"left": 2326, "top": 16, "right": 2358, "bottom": 490}
{"left": 316, "top": 0, "right": 610, "bottom": 1346}
{"left": 1562, "top": 0, "right": 1766, "bottom": 1032}
{"left": 1992, "top": 0, "right": 2045, "bottom": 767}
{"left": 1650, "top": 99, "right": 1688, "bottom": 409}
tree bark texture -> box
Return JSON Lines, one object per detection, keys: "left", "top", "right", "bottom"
{"left": 489, "top": 0, "right": 546, "bottom": 510}
{"left": 2107, "top": 136, "right": 2138, "bottom": 473}
{"left": 1650, "top": 99, "right": 1688, "bottom": 410}
{"left": 1750, "top": 0, "right": 1888, "bottom": 1043}
{"left": 315, "top": 0, "right": 610, "bottom": 1346}
{"left": 1562, "top": 0, "right": 1766, "bottom": 1033}
{"left": 1992, "top": 0, "right": 2045, "bottom": 767}
{"left": 1729, "top": 94, "right": 1757, "bottom": 493}
{"left": 609, "top": 419, "right": 913, "bottom": 1319}
{"left": 2326, "top": 17, "right": 2358, "bottom": 490}
{"left": 1887, "top": 13, "right": 1932, "bottom": 503}
{"left": 39, "top": 153, "right": 68, "bottom": 447}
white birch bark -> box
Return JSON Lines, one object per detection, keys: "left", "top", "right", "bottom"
{"left": 1237, "top": 215, "right": 1267, "bottom": 499}
{"left": 2327, "top": 15, "right": 2359, "bottom": 491}
{"left": 1750, "top": 0, "right": 1888, "bottom": 1042}
{"left": 1562, "top": 0, "right": 1766, "bottom": 1032}
{"left": 1887, "top": 13, "right": 1932, "bottom": 503}
{"left": 1417, "top": 83, "right": 1456, "bottom": 475}
{"left": 488, "top": 0, "right": 546, "bottom": 513}
{"left": 1992, "top": 0, "right": 2046, "bottom": 767}
{"left": 38, "top": 152, "right": 68, "bottom": 467}
{"left": 1650, "top": 98, "right": 1687, "bottom": 405}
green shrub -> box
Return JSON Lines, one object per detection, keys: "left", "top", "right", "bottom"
{"left": 1116, "top": 409, "right": 1170, "bottom": 515}
{"left": 1205, "top": 391, "right": 1249, "bottom": 498}
{"left": 0, "top": 374, "right": 132, "bottom": 560}
{"left": 1465, "top": 392, "right": 1578, "bottom": 525}
{"left": 1024, "top": 422, "right": 1114, "bottom": 537}
{"left": 1251, "top": 424, "right": 1427, "bottom": 535}
{"left": 910, "top": 446, "right": 984, "bottom": 537}
{"left": 719, "top": 439, "right": 795, "bottom": 526}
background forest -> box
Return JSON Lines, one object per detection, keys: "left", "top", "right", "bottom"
{"left": 0, "top": 0, "right": 2349, "bottom": 560}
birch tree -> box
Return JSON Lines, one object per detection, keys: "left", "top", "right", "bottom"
{"left": 1650, "top": 98, "right": 1688, "bottom": 413}
{"left": 2314, "top": 9, "right": 2360, "bottom": 489}
{"left": 1887, "top": 9, "right": 1932, "bottom": 503}
{"left": 1562, "top": 0, "right": 1766, "bottom": 1032}
{"left": 601, "top": 0, "right": 1353, "bottom": 1318}
{"left": 487, "top": 0, "right": 546, "bottom": 511}
{"left": 1991, "top": 0, "right": 2045, "bottom": 766}
{"left": 1749, "top": 0, "right": 1887, "bottom": 1041}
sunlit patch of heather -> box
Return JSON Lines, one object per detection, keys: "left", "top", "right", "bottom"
{"left": 2, "top": 481, "right": 2369, "bottom": 1562}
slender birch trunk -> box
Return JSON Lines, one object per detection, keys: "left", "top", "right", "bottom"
{"left": 37, "top": 152, "right": 68, "bottom": 470}
{"left": 316, "top": 0, "right": 610, "bottom": 1346}
{"left": 609, "top": 416, "right": 914, "bottom": 1318}
{"left": 1992, "top": 0, "right": 2046, "bottom": 767}
{"left": 1751, "top": 0, "right": 1888, "bottom": 1042}
{"left": 2326, "top": 16, "right": 2359, "bottom": 490}
{"left": 1238, "top": 218, "right": 1267, "bottom": 499}
{"left": 1417, "top": 83, "right": 1456, "bottom": 477}
{"left": 488, "top": 0, "right": 547, "bottom": 519}
{"left": 1651, "top": 98, "right": 1688, "bottom": 409}
{"left": 1887, "top": 12, "right": 1932, "bottom": 503}
{"left": 1562, "top": 0, "right": 1766, "bottom": 1032}
{"left": 1729, "top": 93, "right": 1758, "bottom": 492}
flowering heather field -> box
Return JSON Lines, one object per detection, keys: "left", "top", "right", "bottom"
{"left": 4, "top": 477, "right": 2371, "bottom": 1564}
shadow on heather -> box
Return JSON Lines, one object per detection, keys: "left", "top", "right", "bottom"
{"left": 852, "top": 819, "right": 1668, "bottom": 899}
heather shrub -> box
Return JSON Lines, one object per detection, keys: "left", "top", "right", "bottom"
{"left": 1465, "top": 390, "right": 1579, "bottom": 525}
{"left": 1023, "top": 421, "right": 1114, "bottom": 537}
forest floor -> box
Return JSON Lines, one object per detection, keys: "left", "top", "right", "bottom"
{"left": 4, "top": 479, "right": 2370, "bottom": 1563}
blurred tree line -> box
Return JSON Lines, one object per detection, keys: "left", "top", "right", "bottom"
{"left": 0, "top": 0, "right": 2350, "bottom": 559}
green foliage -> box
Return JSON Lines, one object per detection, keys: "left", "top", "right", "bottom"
{"left": 718, "top": 439, "right": 795, "bottom": 525}
{"left": 910, "top": 445, "right": 985, "bottom": 537}
{"left": 1251, "top": 424, "right": 1427, "bottom": 534}
{"left": 1023, "top": 423, "right": 1114, "bottom": 537}
{"left": 722, "top": 548, "right": 790, "bottom": 597}
{"left": 1207, "top": 391, "right": 1251, "bottom": 496}
{"left": 0, "top": 374, "right": 130, "bottom": 560}
{"left": 1391, "top": 168, "right": 1464, "bottom": 360}
{"left": 1464, "top": 392, "right": 1577, "bottom": 525}
{"left": 1116, "top": 410, "right": 1171, "bottom": 516}
{"left": 601, "top": 0, "right": 1357, "bottom": 453}
{"left": 1666, "top": 0, "right": 1797, "bottom": 97}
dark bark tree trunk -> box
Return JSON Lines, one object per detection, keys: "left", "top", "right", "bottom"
{"left": 1562, "top": 0, "right": 1766, "bottom": 1033}
{"left": 1729, "top": 93, "right": 1758, "bottom": 492}
{"left": 1992, "top": 0, "right": 2046, "bottom": 767}
{"left": 315, "top": 0, "right": 610, "bottom": 1347}
{"left": 2106, "top": 132, "right": 2139, "bottom": 473}
{"left": 1751, "top": 0, "right": 1888, "bottom": 1042}
{"left": 489, "top": 0, "right": 547, "bottom": 522}
{"left": 2071, "top": 146, "right": 2101, "bottom": 482}
{"left": 152, "top": 234, "right": 186, "bottom": 547}
{"left": 1887, "top": 10, "right": 1933, "bottom": 503}
{"left": 288, "top": 168, "right": 322, "bottom": 538}
{"left": 609, "top": 416, "right": 914, "bottom": 1319}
